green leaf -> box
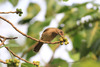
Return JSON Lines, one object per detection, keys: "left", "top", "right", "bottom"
{"left": 46, "top": 0, "right": 61, "bottom": 18}
{"left": 19, "top": 3, "right": 40, "bottom": 24}
{"left": 80, "top": 41, "right": 90, "bottom": 59}
{"left": 21, "top": 63, "right": 36, "bottom": 67}
{"left": 9, "top": 0, "right": 18, "bottom": 7}
{"left": 49, "top": 58, "right": 68, "bottom": 67}
{"left": 69, "top": 52, "right": 80, "bottom": 61}
{"left": 71, "top": 2, "right": 89, "bottom": 18}
{"left": 72, "top": 32, "right": 84, "bottom": 51}
{"left": 72, "top": 2, "right": 88, "bottom": 8}
{"left": 83, "top": 9, "right": 98, "bottom": 16}
{"left": 0, "top": 44, "right": 20, "bottom": 48}
{"left": 63, "top": 0, "right": 68, "bottom": 2}
{"left": 87, "top": 22, "right": 100, "bottom": 48}
{"left": 72, "top": 58, "right": 100, "bottom": 67}
{"left": 5, "top": 39, "right": 24, "bottom": 53}
{"left": 57, "top": 6, "right": 70, "bottom": 13}
{"left": 91, "top": 38, "right": 100, "bottom": 57}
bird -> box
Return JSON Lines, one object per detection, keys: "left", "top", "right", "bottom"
{"left": 33, "top": 28, "right": 64, "bottom": 52}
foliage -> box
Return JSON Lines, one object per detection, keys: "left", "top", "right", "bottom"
{"left": 72, "top": 58, "right": 100, "bottom": 67}
{"left": 0, "top": 0, "right": 100, "bottom": 67}
{"left": 48, "top": 58, "right": 68, "bottom": 67}
{"left": 21, "top": 63, "right": 36, "bottom": 67}
{"left": 9, "top": 0, "right": 19, "bottom": 7}
{"left": 18, "top": 3, "right": 40, "bottom": 24}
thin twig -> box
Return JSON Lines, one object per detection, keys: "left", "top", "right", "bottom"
{"left": 0, "top": 59, "right": 7, "bottom": 64}
{"left": 0, "top": 11, "right": 16, "bottom": 14}
{"left": 0, "top": 39, "right": 7, "bottom": 64}
{"left": 0, "top": 35, "right": 18, "bottom": 39}
{"left": 0, "top": 38, "right": 6, "bottom": 47}
{"left": 0, "top": 35, "right": 17, "bottom": 47}
{"left": 0, "top": 16, "right": 60, "bottom": 44}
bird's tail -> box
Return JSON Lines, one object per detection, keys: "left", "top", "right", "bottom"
{"left": 33, "top": 42, "right": 43, "bottom": 52}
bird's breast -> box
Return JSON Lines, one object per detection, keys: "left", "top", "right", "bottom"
{"left": 41, "top": 32, "right": 57, "bottom": 41}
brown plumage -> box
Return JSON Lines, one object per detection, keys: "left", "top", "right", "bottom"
{"left": 33, "top": 28, "right": 64, "bottom": 52}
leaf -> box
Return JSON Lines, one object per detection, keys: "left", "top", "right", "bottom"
{"left": 72, "top": 32, "right": 84, "bottom": 51}
{"left": 91, "top": 39, "right": 100, "bottom": 57}
{"left": 18, "top": 3, "right": 40, "bottom": 24}
{"left": 69, "top": 52, "right": 80, "bottom": 61}
{"left": 63, "top": 0, "right": 68, "bottom": 2}
{"left": 10, "top": 46, "right": 24, "bottom": 53}
{"left": 5, "top": 39, "right": 24, "bottom": 53}
{"left": 80, "top": 41, "right": 90, "bottom": 59}
{"left": 83, "top": 9, "right": 98, "bottom": 16}
{"left": 21, "top": 63, "right": 36, "bottom": 67}
{"left": 87, "top": 22, "right": 100, "bottom": 48}
{"left": 72, "top": 2, "right": 88, "bottom": 8}
{"left": 26, "top": 51, "right": 36, "bottom": 60}
{"left": 57, "top": 6, "right": 70, "bottom": 13}
{"left": 45, "top": 0, "right": 61, "bottom": 18}
{"left": 49, "top": 58, "right": 68, "bottom": 67}
{"left": 58, "top": 3, "right": 95, "bottom": 31}
{"left": 71, "top": 2, "right": 89, "bottom": 19}
{"left": 72, "top": 58, "right": 100, "bottom": 67}
{"left": 0, "top": 44, "right": 20, "bottom": 48}
{"left": 9, "top": 0, "right": 18, "bottom": 7}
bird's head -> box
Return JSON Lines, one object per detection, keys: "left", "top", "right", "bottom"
{"left": 57, "top": 29, "right": 64, "bottom": 37}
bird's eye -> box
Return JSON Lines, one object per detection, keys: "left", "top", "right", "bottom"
{"left": 60, "top": 31, "right": 62, "bottom": 33}
{"left": 59, "top": 31, "right": 63, "bottom": 35}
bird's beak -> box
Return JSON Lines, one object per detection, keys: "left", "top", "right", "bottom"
{"left": 58, "top": 32, "right": 64, "bottom": 38}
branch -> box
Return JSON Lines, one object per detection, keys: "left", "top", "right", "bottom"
{"left": 0, "top": 39, "right": 35, "bottom": 65}
{"left": 0, "top": 11, "right": 17, "bottom": 14}
{"left": 0, "top": 59, "right": 6, "bottom": 64}
{"left": 5, "top": 46, "right": 35, "bottom": 65}
{"left": 0, "top": 35, "right": 18, "bottom": 39}
{"left": 0, "top": 11, "right": 22, "bottom": 14}
{"left": 0, "top": 37, "right": 35, "bottom": 65}
{"left": 0, "top": 38, "right": 6, "bottom": 47}
{"left": 0, "top": 16, "right": 60, "bottom": 44}
{"left": 0, "top": 35, "right": 18, "bottom": 47}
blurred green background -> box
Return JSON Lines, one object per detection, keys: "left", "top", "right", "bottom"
{"left": 0, "top": 0, "right": 100, "bottom": 67}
